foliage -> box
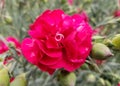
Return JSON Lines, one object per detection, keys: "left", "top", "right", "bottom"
{"left": 0, "top": 0, "right": 120, "bottom": 86}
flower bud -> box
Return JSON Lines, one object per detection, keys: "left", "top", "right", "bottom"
{"left": 58, "top": 70, "right": 76, "bottom": 86}
{"left": 0, "top": 68, "right": 10, "bottom": 86}
{"left": 86, "top": 74, "right": 96, "bottom": 83}
{"left": 95, "top": 78, "right": 105, "bottom": 86}
{"left": 4, "top": 16, "right": 13, "bottom": 24}
{"left": 101, "top": 73, "right": 120, "bottom": 84}
{"left": 10, "top": 73, "right": 27, "bottom": 86}
{"left": 112, "top": 34, "right": 120, "bottom": 50}
{"left": 80, "top": 63, "right": 89, "bottom": 70}
{"left": 104, "top": 80, "right": 111, "bottom": 86}
{"left": 103, "top": 39, "right": 113, "bottom": 47}
{"left": 91, "top": 43, "right": 113, "bottom": 60}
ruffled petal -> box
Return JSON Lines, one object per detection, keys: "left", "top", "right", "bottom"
{"left": 39, "top": 54, "right": 62, "bottom": 65}
{"left": 63, "top": 39, "right": 78, "bottom": 62}
{"left": 36, "top": 40, "right": 62, "bottom": 58}
{"left": 64, "top": 60, "right": 85, "bottom": 72}
{"left": 29, "top": 24, "right": 45, "bottom": 38}
{"left": 21, "top": 38, "right": 42, "bottom": 65}
{"left": 46, "top": 36, "right": 59, "bottom": 49}
{"left": 0, "top": 40, "right": 8, "bottom": 54}
{"left": 37, "top": 63, "right": 55, "bottom": 75}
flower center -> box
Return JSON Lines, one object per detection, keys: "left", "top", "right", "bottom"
{"left": 55, "top": 33, "right": 64, "bottom": 41}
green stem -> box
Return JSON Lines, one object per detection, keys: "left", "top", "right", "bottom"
{"left": 87, "top": 56, "right": 102, "bottom": 73}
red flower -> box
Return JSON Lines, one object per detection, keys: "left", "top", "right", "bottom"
{"left": 0, "top": 36, "right": 21, "bottom": 54}
{"left": 0, "top": 36, "right": 21, "bottom": 65}
{"left": 6, "top": 36, "right": 21, "bottom": 49}
{"left": 21, "top": 9, "right": 93, "bottom": 74}
{"left": 114, "top": 10, "right": 120, "bottom": 17}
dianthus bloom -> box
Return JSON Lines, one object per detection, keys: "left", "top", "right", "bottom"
{"left": 21, "top": 9, "right": 93, "bottom": 74}
{"left": 0, "top": 36, "right": 21, "bottom": 64}
{"left": 0, "top": 36, "right": 21, "bottom": 54}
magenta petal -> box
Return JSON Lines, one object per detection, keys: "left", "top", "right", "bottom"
{"left": 29, "top": 23, "right": 46, "bottom": 39}
{"left": 72, "top": 14, "right": 83, "bottom": 26}
{"left": 50, "top": 9, "right": 64, "bottom": 25}
{"left": 0, "top": 40, "right": 8, "bottom": 54}
{"left": 48, "top": 59, "right": 65, "bottom": 69}
{"left": 21, "top": 38, "right": 42, "bottom": 65}
{"left": 64, "top": 62, "right": 84, "bottom": 72}
{"left": 46, "top": 36, "right": 59, "bottom": 49}
{"left": 63, "top": 39, "right": 78, "bottom": 62}
{"left": 62, "top": 15, "right": 73, "bottom": 30}
{"left": 36, "top": 40, "right": 62, "bottom": 58}
{"left": 37, "top": 63, "right": 55, "bottom": 75}
{"left": 39, "top": 55, "right": 61, "bottom": 65}
{"left": 114, "top": 10, "right": 120, "bottom": 17}
{"left": 31, "top": 10, "right": 51, "bottom": 26}
{"left": 29, "top": 10, "right": 52, "bottom": 39}
{"left": 50, "top": 57, "right": 85, "bottom": 72}
{"left": 75, "top": 23, "right": 93, "bottom": 44}
{"left": 6, "top": 36, "right": 21, "bottom": 48}
{"left": 40, "top": 10, "right": 51, "bottom": 17}
{"left": 63, "top": 58, "right": 85, "bottom": 72}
